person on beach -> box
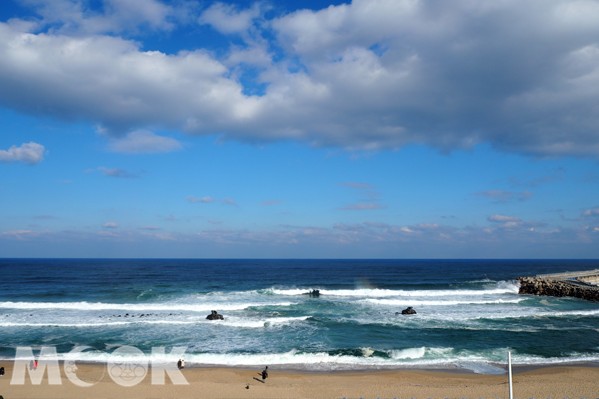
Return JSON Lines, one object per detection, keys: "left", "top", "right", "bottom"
{"left": 0, "top": 365, "right": 4, "bottom": 376}
{"left": 261, "top": 366, "right": 268, "bottom": 381}
{"left": 177, "top": 359, "right": 185, "bottom": 370}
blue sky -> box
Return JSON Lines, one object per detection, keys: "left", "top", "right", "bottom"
{"left": 1, "top": 0, "right": 599, "bottom": 258}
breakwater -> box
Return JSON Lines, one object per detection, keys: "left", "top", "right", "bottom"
{"left": 519, "top": 269, "right": 599, "bottom": 301}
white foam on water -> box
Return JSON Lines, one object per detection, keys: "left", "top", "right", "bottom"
{"left": 7, "top": 346, "right": 599, "bottom": 373}
{"left": 473, "top": 308, "right": 599, "bottom": 320}
{"left": 220, "top": 316, "right": 310, "bottom": 329}
{"left": 361, "top": 347, "right": 374, "bottom": 357}
{"left": 270, "top": 281, "right": 519, "bottom": 298}
{"left": 0, "top": 321, "right": 131, "bottom": 328}
{"left": 457, "top": 361, "right": 506, "bottom": 374}
{"left": 389, "top": 347, "right": 426, "bottom": 359}
{"left": 0, "top": 315, "right": 311, "bottom": 329}
{"left": 362, "top": 298, "right": 524, "bottom": 307}
{"left": 0, "top": 301, "right": 295, "bottom": 312}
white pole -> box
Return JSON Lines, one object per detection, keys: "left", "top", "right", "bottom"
{"left": 508, "top": 351, "right": 513, "bottom": 399}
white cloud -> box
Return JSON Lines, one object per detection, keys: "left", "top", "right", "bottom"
{"left": 108, "top": 130, "right": 182, "bottom": 154}
{"left": 0, "top": 141, "right": 46, "bottom": 164}
{"left": 225, "top": 43, "right": 272, "bottom": 69}
{"left": 486, "top": 214, "right": 545, "bottom": 232}
{"left": 488, "top": 214, "right": 522, "bottom": 224}
{"left": 1, "top": 218, "right": 597, "bottom": 257}
{"left": 0, "top": 22, "right": 238, "bottom": 134}
{"left": 0, "top": 229, "right": 40, "bottom": 239}
{"left": 19, "top": 0, "right": 177, "bottom": 35}
{"left": 1, "top": 1, "right": 599, "bottom": 157}
{"left": 269, "top": 0, "right": 599, "bottom": 155}
{"left": 198, "top": 2, "right": 260, "bottom": 35}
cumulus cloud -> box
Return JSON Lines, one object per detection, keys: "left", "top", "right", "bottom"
{"left": 0, "top": 141, "right": 46, "bottom": 164}
{"left": 1, "top": 1, "right": 599, "bottom": 156}
{"left": 271, "top": 0, "right": 599, "bottom": 154}
{"left": 107, "top": 130, "right": 182, "bottom": 154}
{"left": 20, "top": 0, "right": 178, "bottom": 35}
{"left": 198, "top": 2, "right": 261, "bottom": 35}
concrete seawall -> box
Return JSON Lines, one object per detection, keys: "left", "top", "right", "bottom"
{"left": 518, "top": 269, "right": 599, "bottom": 302}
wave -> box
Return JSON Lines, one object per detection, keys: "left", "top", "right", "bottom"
{"left": 363, "top": 298, "right": 524, "bottom": 307}
{"left": 9, "top": 347, "right": 454, "bottom": 368}
{"left": 475, "top": 308, "right": 599, "bottom": 321}
{"left": 0, "top": 316, "right": 311, "bottom": 329}
{"left": 0, "top": 321, "right": 132, "bottom": 328}
{"left": 270, "top": 281, "right": 519, "bottom": 298}
{"left": 0, "top": 301, "right": 295, "bottom": 312}
{"left": 388, "top": 347, "right": 427, "bottom": 359}
{"left": 222, "top": 316, "right": 310, "bottom": 329}
{"left": 9, "top": 346, "right": 598, "bottom": 373}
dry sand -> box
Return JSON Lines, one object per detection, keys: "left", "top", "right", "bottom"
{"left": 1, "top": 361, "right": 598, "bottom": 399}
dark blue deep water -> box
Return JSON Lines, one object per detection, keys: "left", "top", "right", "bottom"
{"left": 1, "top": 259, "right": 598, "bottom": 373}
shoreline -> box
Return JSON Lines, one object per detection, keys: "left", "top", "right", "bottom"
{"left": 3, "top": 356, "right": 599, "bottom": 373}
{"left": 2, "top": 361, "right": 599, "bottom": 398}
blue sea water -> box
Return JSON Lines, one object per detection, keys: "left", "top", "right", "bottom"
{"left": 1, "top": 259, "right": 598, "bottom": 373}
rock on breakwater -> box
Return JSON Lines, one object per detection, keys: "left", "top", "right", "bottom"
{"left": 519, "top": 271, "right": 599, "bottom": 301}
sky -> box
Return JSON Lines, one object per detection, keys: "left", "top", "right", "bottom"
{"left": 1, "top": 0, "right": 599, "bottom": 259}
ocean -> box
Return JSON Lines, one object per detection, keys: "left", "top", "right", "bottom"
{"left": 1, "top": 259, "right": 598, "bottom": 374}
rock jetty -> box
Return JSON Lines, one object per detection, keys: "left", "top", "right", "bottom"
{"left": 519, "top": 269, "right": 599, "bottom": 302}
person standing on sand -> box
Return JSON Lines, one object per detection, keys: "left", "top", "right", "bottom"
{"left": 261, "top": 366, "right": 268, "bottom": 381}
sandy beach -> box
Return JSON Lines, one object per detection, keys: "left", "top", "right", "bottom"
{"left": 1, "top": 362, "right": 598, "bottom": 399}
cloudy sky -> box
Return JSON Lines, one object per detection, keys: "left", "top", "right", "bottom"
{"left": 1, "top": 0, "right": 598, "bottom": 258}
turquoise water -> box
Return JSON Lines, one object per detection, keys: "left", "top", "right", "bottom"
{"left": 1, "top": 259, "right": 598, "bottom": 373}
